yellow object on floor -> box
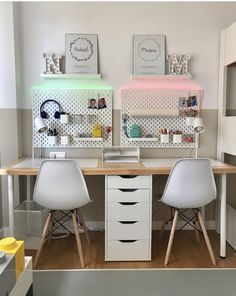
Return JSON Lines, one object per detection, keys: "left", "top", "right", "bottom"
{"left": 0, "top": 237, "right": 25, "bottom": 279}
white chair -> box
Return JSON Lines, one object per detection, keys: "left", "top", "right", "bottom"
{"left": 159, "top": 158, "right": 217, "bottom": 265}
{"left": 33, "top": 160, "right": 91, "bottom": 268}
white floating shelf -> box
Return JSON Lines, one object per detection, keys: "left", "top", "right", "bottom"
{"left": 128, "top": 138, "right": 159, "bottom": 142}
{"left": 41, "top": 74, "right": 102, "bottom": 79}
{"left": 131, "top": 74, "right": 192, "bottom": 80}
{"left": 74, "top": 137, "right": 103, "bottom": 142}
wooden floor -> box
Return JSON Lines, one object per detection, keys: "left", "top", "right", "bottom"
{"left": 27, "top": 230, "right": 236, "bottom": 270}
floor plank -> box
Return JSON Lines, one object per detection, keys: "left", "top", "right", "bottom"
{"left": 26, "top": 230, "right": 236, "bottom": 270}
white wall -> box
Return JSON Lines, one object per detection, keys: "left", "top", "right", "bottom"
{"left": 14, "top": 2, "right": 236, "bottom": 110}
{"left": 0, "top": 2, "right": 17, "bottom": 108}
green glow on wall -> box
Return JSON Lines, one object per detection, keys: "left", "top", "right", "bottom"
{"left": 31, "top": 79, "right": 113, "bottom": 90}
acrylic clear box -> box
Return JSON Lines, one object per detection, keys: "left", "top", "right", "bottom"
{"left": 14, "top": 201, "right": 49, "bottom": 249}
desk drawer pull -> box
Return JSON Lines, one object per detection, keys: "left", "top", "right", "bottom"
{"left": 118, "top": 175, "right": 137, "bottom": 179}
{"left": 118, "top": 202, "right": 137, "bottom": 206}
{"left": 119, "top": 240, "right": 137, "bottom": 243}
{"left": 118, "top": 221, "right": 137, "bottom": 224}
{"left": 118, "top": 189, "right": 137, "bottom": 192}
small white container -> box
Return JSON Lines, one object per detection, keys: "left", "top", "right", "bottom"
{"left": 48, "top": 136, "right": 57, "bottom": 145}
{"left": 60, "top": 114, "right": 70, "bottom": 124}
{"left": 185, "top": 117, "right": 195, "bottom": 127}
{"left": 173, "top": 134, "right": 182, "bottom": 144}
{"left": 160, "top": 134, "right": 169, "bottom": 144}
{"left": 61, "top": 135, "right": 70, "bottom": 145}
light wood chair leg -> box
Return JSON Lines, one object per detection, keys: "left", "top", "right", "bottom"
{"left": 198, "top": 211, "right": 216, "bottom": 265}
{"left": 164, "top": 210, "right": 178, "bottom": 265}
{"left": 72, "top": 210, "right": 85, "bottom": 268}
{"left": 77, "top": 209, "right": 91, "bottom": 244}
{"left": 34, "top": 212, "right": 52, "bottom": 268}
{"left": 159, "top": 207, "right": 171, "bottom": 241}
{"left": 47, "top": 211, "right": 54, "bottom": 245}
{"left": 194, "top": 222, "right": 200, "bottom": 243}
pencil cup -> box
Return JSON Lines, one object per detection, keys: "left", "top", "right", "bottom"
{"left": 185, "top": 117, "right": 195, "bottom": 127}
{"left": 160, "top": 134, "right": 169, "bottom": 144}
{"left": 60, "top": 114, "right": 70, "bottom": 124}
{"left": 173, "top": 134, "right": 182, "bottom": 144}
{"left": 48, "top": 136, "right": 57, "bottom": 145}
{"left": 61, "top": 135, "right": 70, "bottom": 145}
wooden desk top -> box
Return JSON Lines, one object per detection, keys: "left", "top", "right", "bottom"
{"left": 0, "top": 157, "right": 236, "bottom": 176}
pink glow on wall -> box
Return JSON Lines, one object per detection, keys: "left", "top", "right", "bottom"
{"left": 117, "top": 78, "right": 203, "bottom": 107}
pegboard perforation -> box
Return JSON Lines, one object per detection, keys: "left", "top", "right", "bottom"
{"left": 33, "top": 88, "right": 113, "bottom": 148}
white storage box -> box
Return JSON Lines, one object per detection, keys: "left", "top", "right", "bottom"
{"left": 14, "top": 201, "right": 49, "bottom": 249}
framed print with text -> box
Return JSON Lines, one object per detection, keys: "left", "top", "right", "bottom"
{"left": 133, "top": 35, "right": 165, "bottom": 75}
{"left": 65, "top": 34, "right": 98, "bottom": 74}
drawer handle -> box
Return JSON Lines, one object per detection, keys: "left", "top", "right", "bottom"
{"left": 119, "top": 189, "right": 138, "bottom": 192}
{"left": 119, "top": 202, "right": 137, "bottom": 206}
{"left": 119, "top": 221, "right": 138, "bottom": 224}
{"left": 119, "top": 175, "right": 137, "bottom": 179}
{"left": 119, "top": 240, "right": 137, "bottom": 243}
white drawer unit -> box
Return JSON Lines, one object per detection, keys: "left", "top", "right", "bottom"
{"left": 107, "top": 189, "right": 150, "bottom": 202}
{"left": 107, "top": 240, "right": 150, "bottom": 261}
{"left": 108, "top": 221, "right": 150, "bottom": 240}
{"left": 107, "top": 175, "right": 151, "bottom": 189}
{"left": 107, "top": 202, "right": 150, "bottom": 221}
{"left": 105, "top": 175, "right": 152, "bottom": 261}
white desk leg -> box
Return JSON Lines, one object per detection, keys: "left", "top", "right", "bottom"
{"left": 8, "top": 175, "right": 15, "bottom": 236}
{"left": 220, "top": 173, "right": 227, "bottom": 258}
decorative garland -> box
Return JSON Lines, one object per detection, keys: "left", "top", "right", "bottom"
{"left": 70, "top": 37, "right": 94, "bottom": 62}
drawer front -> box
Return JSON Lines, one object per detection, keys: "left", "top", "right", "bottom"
{"left": 107, "top": 189, "right": 150, "bottom": 202}
{"left": 106, "top": 240, "right": 150, "bottom": 261}
{"left": 108, "top": 202, "right": 150, "bottom": 221}
{"left": 107, "top": 221, "right": 150, "bottom": 240}
{"left": 107, "top": 175, "right": 151, "bottom": 189}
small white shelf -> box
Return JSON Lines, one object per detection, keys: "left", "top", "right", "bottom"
{"left": 131, "top": 74, "right": 192, "bottom": 80}
{"left": 40, "top": 74, "right": 102, "bottom": 79}
{"left": 74, "top": 137, "right": 103, "bottom": 142}
{"left": 128, "top": 137, "right": 159, "bottom": 142}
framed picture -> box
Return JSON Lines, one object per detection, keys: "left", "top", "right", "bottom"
{"left": 133, "top": 35, "right": 165, "bottom": 75}
{"left": 88, "top": 98, "right": 98, "bottom": 109}
{"left": 65, "top": 34, "right": 98, "bottom": 74}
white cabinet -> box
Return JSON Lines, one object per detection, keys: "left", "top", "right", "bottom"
{"left": 105, "top": 175, "right": 152, "bottom": 261}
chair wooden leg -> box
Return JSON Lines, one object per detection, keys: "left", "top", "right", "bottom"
{"left": 197, "top": 211, "right": 216, "bottom": 265}
{"left": 47, "top": 211, "right": 54, "bottom": 245}
{"left": 34, "top": 212, "right": 52, "bottom": 268}
{"left": 164, "top": 210, "right": 178, "bottom": 265}
{"left": 72, "top": 210, "right": 85, "bottom": 268}
{"left": 77, "top": 209, "right": 91, "bottom": 244}
{"left": 192, "top": 210, "right": 200, "bottom": 243}
{"left": 194, "top": 222, "right": 200, "bottom": 243}
{"left": 159, "top": 207, "right": 171, "bottom": 241}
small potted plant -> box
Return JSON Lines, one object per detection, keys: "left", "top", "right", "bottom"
{"left": 47, "top": 129, "right": 57, "bottom": 145}
{"left": 184, "top": 109, "right": 199, "bottom": 126}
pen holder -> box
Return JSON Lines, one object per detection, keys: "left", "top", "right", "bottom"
{"left": 173, "top": 134, "right": 182, "bottom": 144}
{"left": 48, "top": 136, "right": 57, "bottom": 146}
{"left": 185, "top": 117, "right": 195, "bottom": 127}
{"left": 160, "top": 134, "right": 169, "bottom": 144}
{"left": 61, "top": 135, "right": 70, "bottom": 145}
{"left": 60, "top": 114, "right": 70, "bottom": 124}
